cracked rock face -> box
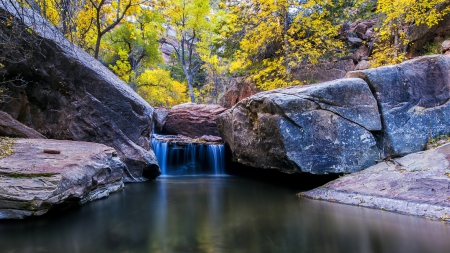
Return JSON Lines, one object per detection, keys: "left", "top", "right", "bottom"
{"left": 0, "top": 139, "right": 124, "bottom": 219}
{"left": 0, "top": 3, "right": 159, "bottom": 181}
{"left": 217, "top": 78, "right": 381, "bottom": 174}
{"left": 346, "top": 55, "right": 450, "bottom": 157}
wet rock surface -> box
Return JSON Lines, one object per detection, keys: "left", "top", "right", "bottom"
{"left": 162, "top": 103, "right": 227, "bottom": 138}
{"left": 0, "top": 3, "right": 159, "bottom": 181}
{"left": 346, "top": 55, "right": 450, "bottom": 157}
{"left": 0, "top": 111, "right": 45, "bottom": 139}
{"left": 217, "top": 78, "right": 381, "bottom": 174}
{"left": 153, "top": 134, "right": 223, "bottom": 145}
{"left": 300, "top": 143, "right": 450, "bottom": 222}
{"left": 0, "top": 139, "right": 125, "bottom": 219}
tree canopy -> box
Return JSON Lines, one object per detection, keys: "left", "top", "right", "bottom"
{"left": 3, "top": 0, "right": 450, "bottom": 107}
{"left": 371, "top": 0, "right": 450, "bottom": 66}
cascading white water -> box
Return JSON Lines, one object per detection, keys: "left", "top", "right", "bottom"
{"left": 151, "top": 137, "right": 169, "bottom": 174}
{"left": 207, "top": 145, "right": 225, "bottom": 174}
{"left": 152, "top": 135, "right": 225, "bottom": 175}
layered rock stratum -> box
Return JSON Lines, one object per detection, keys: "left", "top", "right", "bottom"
{"left": 0, "top": 139, "right": 124, "bottom": 219}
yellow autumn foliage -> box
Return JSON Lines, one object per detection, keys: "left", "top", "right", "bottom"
{"left": 137, "top": 68, "right": 188, "bottom": 107}
{"left": 225, "top": 0, "right": 347, "bottom": 90}
{"left": 371, "top": 0, "right": 450, "bottom": 67}
{"left": 109, "top": 49, "right": 135, "bottom": 84}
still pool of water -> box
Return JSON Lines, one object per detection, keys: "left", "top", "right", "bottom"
{"left": 1, "top": 176, "right": 450, "bottom": 253}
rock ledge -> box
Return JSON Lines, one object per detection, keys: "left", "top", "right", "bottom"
{"left": 0, "top": 139, "right": 125, "bottom": 219}
{"left": 300, "top": 143, "right": 450, "bottom": 221}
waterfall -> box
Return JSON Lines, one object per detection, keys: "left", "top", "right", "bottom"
{"left": 152, "top": 135, "right": 225, "bottom": 175}
{"left": 207, "top": 145, "right": 225, "bottom": 174}
{"left": 152, "top": 137, "right": 169, "bottom": 175}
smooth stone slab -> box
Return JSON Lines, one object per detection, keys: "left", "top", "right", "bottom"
{"left": 0, "top": 139, "right": 125, "bottom": 219}
{"left": 301, "top": 143, "right": 450, "bottom": 221}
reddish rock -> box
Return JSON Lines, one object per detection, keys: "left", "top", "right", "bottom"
{"left": 349, "top": 19, "right": 378, "bottom": 32}
{"left": 354, "top": 23, "right": 368, "bottom": 36}
{"left": 0, "top": 139, "right": 125, "bottom": 219}
{"left": 163, "top": 103, "right": 227, "bottom": 138}
{"left": 219, "top": 77, "right": 256, "bottom": 109}
{"left": 353, "top": 45, "right": 369, "bottom": 61}
{"left": 354, "top": 60, "right": 371, "bottom": 70}
{"left": 301, "top": 143, "right": 450, "bottom": 222}
{"left": 0, "top": 110, "right": 45, "bottom": 139}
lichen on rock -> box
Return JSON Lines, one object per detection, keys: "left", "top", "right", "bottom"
{"left": 0, "top": 137, "right": 15, "bottom": 159}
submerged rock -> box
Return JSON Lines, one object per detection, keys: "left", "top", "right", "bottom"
{"left": 346, "top": 55, "right": 450, "bottom": 157}
{"left": 0, "top": 139, "right": 124, "bottom": 219}
{"left": 0, "top": 3, "right": 159, "bottom": 181}
{"left": 300, "top": 143, "right": 450, "bottom": 222}
{"left": 217, "top": 78, "right": 381, "bottom": 174}
{"left": 0, "top": 111, "right": 46, "bottom": 139}
{"left": 162, "top": 103, "right": 227, "bottom": 138}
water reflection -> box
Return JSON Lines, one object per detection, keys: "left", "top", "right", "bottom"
{"left": 0, "top": 176, "right": 449, "bottom": 253}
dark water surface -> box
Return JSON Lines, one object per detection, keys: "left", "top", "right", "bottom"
{"left": 1, "top": 176, "right": 450, "bottom": 253}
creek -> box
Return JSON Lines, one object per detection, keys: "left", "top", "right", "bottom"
{"left": 0, "top": 139, "right": 449, "bottom": 253}
{"left": 1, "top": 176, "right": 450, "bottom": 253}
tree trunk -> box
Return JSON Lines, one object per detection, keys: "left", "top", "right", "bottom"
{"left": 187, "top": 73, "right": 195, "bottom": 103}
{"left": 283, "top": 8, "right": 291, "bottom": 82}
{"left": 94, "top": 35, "right": 101, "bottom": 59}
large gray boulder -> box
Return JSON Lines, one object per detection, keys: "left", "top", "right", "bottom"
{"left": 217, "top": 78, "right": 381, "bottom": 174}
{"left": 0, "top": 139, "right": 124, "bottom": 219}
{"left": 0, "top": 2, "right": 159, "bottom": 181}
{"left": 346, "top": 55, "right": 450, "bottom": 157}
